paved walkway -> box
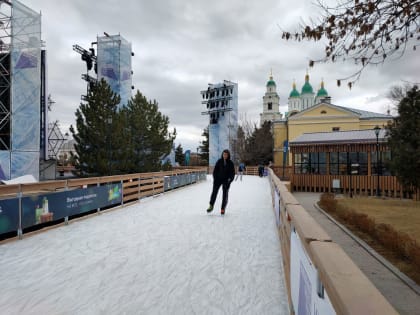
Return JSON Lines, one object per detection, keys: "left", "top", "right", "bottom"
{"left": 293, "top": 192, "right": 420, "bottom": 315}
{"left": 0, "top": 176, "right": 289, "bottom": 315}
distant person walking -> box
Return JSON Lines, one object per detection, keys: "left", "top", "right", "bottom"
{"left": 258, "top": 162, "right": 264, "bottom": 177}
{"left": 206, "top": 149, "right": 235, "bottom": 215}
{"left": 235, "top": 162, "right": 246, "bottom": 181}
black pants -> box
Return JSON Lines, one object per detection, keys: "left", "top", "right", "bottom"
{"left": 209, "top": 180, "right": 230, "bottom": 210}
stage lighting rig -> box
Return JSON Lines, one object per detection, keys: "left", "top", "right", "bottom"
{"left": 72, "top": 44, "right": 96, "bottom": 72}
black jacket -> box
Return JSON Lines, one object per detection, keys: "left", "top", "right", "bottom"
{"left": 213, "top": 157, "right": 235, "bottom": 183}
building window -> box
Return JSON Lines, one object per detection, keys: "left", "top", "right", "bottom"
{"left": 268, "top": 102, "right": 272, "bottom": 110}
{"left": 294, "top": 152, "right": 326, "bottom": 174}
{"left": 321, "top": 110, "right": 327, "bottom": 114}
{"left": 332, "top": 127, "right": 340, "bottom": 131}
{"left": 330, "top": 152, "right": 368, "bottom": 175}
{"left": 371, "top": 151, "right": 392, "bottom": 175}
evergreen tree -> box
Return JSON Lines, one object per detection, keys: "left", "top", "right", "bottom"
{"left": 198, "top": 126, "right": 209, "bottom": 165}
{"left": 175, "top": 144, "right": 185, "bottom": 166}
{"left": 125, "top": 91, "right": 175, "bottom": 172}
{"left": 70, "top": 79, "right": 121, "bottom": 176}
{"left": 387, "top": 85, "right": 420, "bottom": 191}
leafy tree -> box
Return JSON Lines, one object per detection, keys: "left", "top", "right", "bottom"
{"left": 198, "top": 126, "right": 209, "bottom": 164}
{"left": 387, "top": 85, "right": 420, "bottom": 191}
{"left": 70, "top": 79, "right": 121, "bottom": 176}
{"left": 125, "top": 91, "right": 176, "bottom": 172}
{"left": 175, "top": 144, "right": 185, "bottom": 166}
{"left": 283, "top": 0, "right": 419, "bottom": 86}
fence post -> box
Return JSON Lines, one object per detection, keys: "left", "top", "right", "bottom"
{"left": 121, "top": 179, "right": 124, "bottom": 206}
{"left": 138, "top": 176, "right": 141, "bottom": 201}
{"left": 97, "top": 182, "right": 100, "bottom": 213}
{"left": 17, "top": 185, "right": 23, "bottom": 239}
{"left": 64, "top": 180, "right": 69, "bottom": 225}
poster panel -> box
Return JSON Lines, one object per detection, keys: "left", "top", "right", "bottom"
{"left": 290, "top": 229, "right": 336, "bottom": 315}
{"left": 97, "top": 35, "right": 132, "bottom": 109}
{"left": 164, "top": 176, "right": 171, "bottom": 191}
{"left": 11, "top": 1, "right": 41, "bottom": 151}
{"left": 11, "top": 151, "right": 39, "bottom": 179}
{"left": 0, "top": 151, "right": 10, "bottom": 180}
{"left": 0, "top": 198, "right": 20, "bottom": 234}
{"left": 21, "top": 183, "right": 122, "bottom": 228}
{"left": 170, "top": 176, "right": 179, "bottom": 189}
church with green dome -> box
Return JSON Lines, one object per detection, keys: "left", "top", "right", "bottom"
{"left": 260, "top": 71, "right": 394, "bottom": 170}
{"left": 288, "top": 73, "right": 330, "bottom": 114}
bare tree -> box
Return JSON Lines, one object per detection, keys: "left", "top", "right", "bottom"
{"left": 283, "top": 0, "right": 419, "bottom": 87}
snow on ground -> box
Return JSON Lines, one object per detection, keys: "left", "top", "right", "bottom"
{"left": 0, "top": 175, "right": 289, "bottom": 315}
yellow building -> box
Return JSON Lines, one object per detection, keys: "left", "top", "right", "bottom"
{"left": 270, "top": 74, "right": 394, "bottom": 167}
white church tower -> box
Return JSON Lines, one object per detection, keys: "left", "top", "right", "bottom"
{"left": 260, "top": 72, "right": 282, "bottom": 125}
{"left": 288, "top": 80, "right": 301, "bottom": 113}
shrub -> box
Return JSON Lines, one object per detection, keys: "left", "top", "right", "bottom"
{"left": 319, "top": 193, "right": 337, "bottom": 213}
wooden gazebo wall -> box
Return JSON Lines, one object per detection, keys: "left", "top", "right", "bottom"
{"left": 290, "top": 142, "right": 419, "bottom": 200}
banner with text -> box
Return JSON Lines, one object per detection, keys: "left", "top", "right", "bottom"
{"left": 21, "top": 183, "right": 122, "bottom": 228}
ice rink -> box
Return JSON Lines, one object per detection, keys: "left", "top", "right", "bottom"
{"left": 0, "top": 175, "right": 289, "bottom": 314}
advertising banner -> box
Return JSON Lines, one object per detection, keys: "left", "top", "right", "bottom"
{"left": 21, "top": 183, "right": 122, "bottom": 228}
{"left": 0, "top": 198, "right": 20, "bottom": 234}
{"left": 290, "top": 230, "right": 336, "bottom": 315}
{"left": 170, "top": 176, "right": 179, "bottom": 189}
{"left": 163, "top": 176, "right": 171, "bottom": 191}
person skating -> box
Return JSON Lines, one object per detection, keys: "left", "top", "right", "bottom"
{"left": 206, "top": 149, "right": 235, "bottom": 215}
{"left": 235, "top": 162, "right": 246, "bottom": 181}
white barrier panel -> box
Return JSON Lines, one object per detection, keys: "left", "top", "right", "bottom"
{"left": 274, "top": 188, "right": 280, "bottom": 226}
{"left": 290, "top": 229, "right": 335, "bottom": 315}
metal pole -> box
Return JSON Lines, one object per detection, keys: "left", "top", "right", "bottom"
{"left": 17, "top": 189, "right": 23, "bottom": 239}
{"left": 376, "top": 135, "right": 380, "bottom": 197}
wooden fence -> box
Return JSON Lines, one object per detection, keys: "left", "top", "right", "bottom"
{"left": 268, "top": 169, "right": 398, "bottom": 314}
{"left": 0, "top": 169, "right": 207, "bottom": 200}
{"left": 291, "top": 174, "right": 420, "bottom": 200}
{"left": 0, "top": 168, "right": 207, "bottom": 239}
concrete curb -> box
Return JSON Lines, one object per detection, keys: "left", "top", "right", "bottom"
{"left": 314, "top": 202, "right": 420, "bottom": 296}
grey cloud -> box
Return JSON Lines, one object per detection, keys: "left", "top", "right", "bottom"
{"left": 21, "top": 0, "right": 419, "bottom": 150}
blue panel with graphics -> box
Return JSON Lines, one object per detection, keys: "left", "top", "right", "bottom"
{"left": 10, "top": 1, "right": 41, "bottom": 180}
{"left": 97, "top": 35, "right": 132, "bottom": 109}
{"left": 0, "top": 151, "right": 10, "bottom": 180}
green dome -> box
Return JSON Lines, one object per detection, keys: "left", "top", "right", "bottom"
{"left": 267, "top": 80, "right": 276, "bottom": 86}
{"left": 289, "top": 82, "right": 300, "bottom": 98}
{"left": 267, "top": 75, "right": 276, "bottom": 87}
{"left": 301, "top": 74, "right": 314, "bottom": 94}
{"left": 317, "top": 87, "right": 328, "bottom": 97}
{"left": 316, "top": 80, "right": 328, "bottom": 97}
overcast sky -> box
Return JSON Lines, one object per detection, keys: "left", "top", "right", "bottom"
{"left": 23, "top": 0, "right": 419, "bottom": 151}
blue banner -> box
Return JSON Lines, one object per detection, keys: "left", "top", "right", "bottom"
{"left": 21, "top": 183, "right": 122, "bottom": 228}
{"left": 0, "top": 198, "right": 20, "bottom": 234}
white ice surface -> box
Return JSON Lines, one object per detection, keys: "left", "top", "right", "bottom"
{"left": 0, "top": 175, "right": 289, "bottom": 315}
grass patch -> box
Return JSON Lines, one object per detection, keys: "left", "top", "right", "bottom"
{"left": 319, "top": 193, "right": 420, "bottom": 284}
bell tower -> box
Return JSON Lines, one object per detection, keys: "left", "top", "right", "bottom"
{"left": 260, "top": 71, "right": 282, "bottom": 125}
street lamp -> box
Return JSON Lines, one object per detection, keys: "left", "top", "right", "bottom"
{"left": 373, "top": 125, "right": 381, "bottom": 197}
